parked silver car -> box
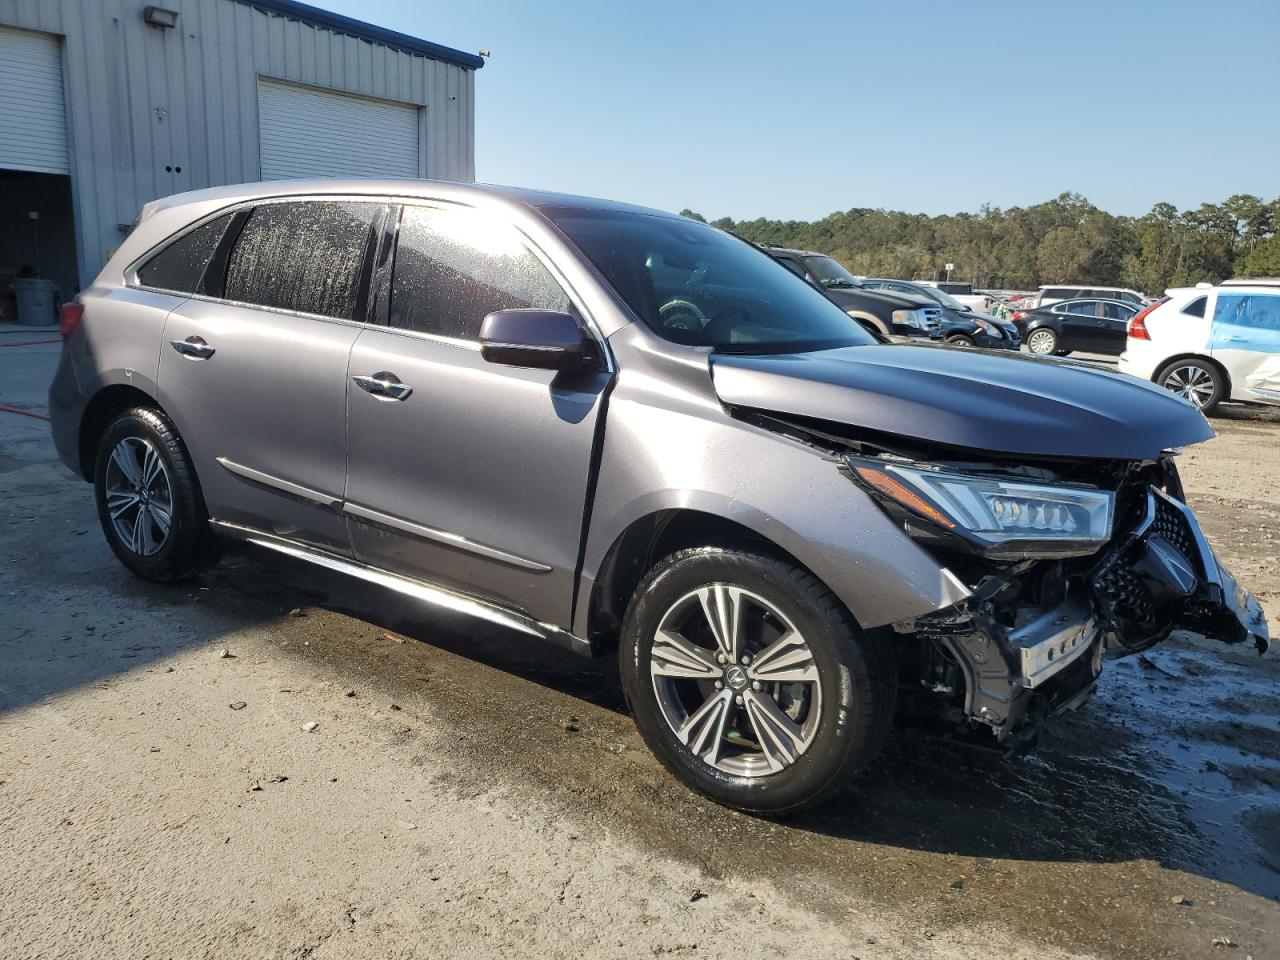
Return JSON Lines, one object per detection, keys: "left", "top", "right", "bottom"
{"left": 49, "top": 180, "right": 1269, "bottom": 813}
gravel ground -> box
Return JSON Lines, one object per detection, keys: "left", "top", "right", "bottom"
{"left": 2, "top": 331, "right": 1278, "bottom": 959}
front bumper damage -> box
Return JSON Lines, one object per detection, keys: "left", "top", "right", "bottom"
{"left": 911, "top": 485, "right": 1269, "bottom": 744}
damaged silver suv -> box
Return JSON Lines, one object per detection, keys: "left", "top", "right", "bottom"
{"left": 49, "top": 181, "right": 1269, "bottom": 813}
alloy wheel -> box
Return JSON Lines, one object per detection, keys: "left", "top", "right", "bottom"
{"left": 104, "top": 436, "right": 174, "bottom": 556}
{"left": 1162, "top": 364, "right": 1216, "bottom": 408}
{"left": 649, "top": 584, "right": 822, "bottom": 778}
{"left": 1027, "top": 329, "right": 1056, "bottom": 354}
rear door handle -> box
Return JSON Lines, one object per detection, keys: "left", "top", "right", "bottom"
{"left": 170, "top": 335, "right": 215, "bottom": 360}
{"left": 352, "top": 372, "right": 413, "bottom": 401}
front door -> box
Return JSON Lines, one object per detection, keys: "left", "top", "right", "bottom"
{"left": 157, "top": 198, "right": 385, "bottom": 553}
{"left": 343, "top": 203, "right": 611, "bottom": 628}
{"left": 1096, "top": 301, "right": 1135, "bottom": 354}
{"left": 1210, "top": 290, "right": 1280, "bottom": 401}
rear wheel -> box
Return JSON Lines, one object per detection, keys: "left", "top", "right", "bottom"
{"left": 620, "top": 548, "right": 894, "bottom": 814}
{"left": 1026, "top": 327, "right": 1059, "bottom": 355}
{"left": 94, "top": 407, "right": 220, "bottom": 581}
{"left": 1156, "top": 358, "right": 1225, "bottom": 413}
{"left": 946, "top": 335, "right": 975, "bottom": 347}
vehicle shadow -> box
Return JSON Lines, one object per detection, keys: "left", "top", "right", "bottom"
{"left": 203, "top": 542, "right": 1280, "bottom": 905}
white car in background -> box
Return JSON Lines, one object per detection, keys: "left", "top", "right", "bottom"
{"left": 1119, "top": 283, "right": 1280, "bottom": 413}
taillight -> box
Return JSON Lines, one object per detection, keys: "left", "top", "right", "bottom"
{"left": 1127, "top": 298, "right": 1165, "bottom": 341}
{"left": 59, "top": 302, "right": 84, "bottom": 340}
{"left": 1010, "top": 310, "right": 1027, "bottom": 323}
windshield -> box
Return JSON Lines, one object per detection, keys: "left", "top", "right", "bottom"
{"left": 546, "top": 210, "right": 878, "bottom": 354}
{"left": 915, "top": 285, "right": 965, "bottom": 310}
{"left": 803, "top": 255, "right": 862, "bottom": 289}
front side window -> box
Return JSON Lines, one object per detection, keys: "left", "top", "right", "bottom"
{"left": 223, "top": 201, "right": 381, "bottom": 320}
{"left": 388, "top": 206, "right": 571, "bottom": 340}
{"left": 1213, "top": 293, "right": 1280, "bottom": 336}
{"left": 137, "top": 213, "right": 234, "bottom": 294}
{"left": 546, "top": 208, "right": 878, "bottom": 354}
{"left": 1102, "top": 301, "right": 1135, "bottom": 320}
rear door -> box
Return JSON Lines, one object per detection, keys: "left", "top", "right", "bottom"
{"left": 156, "top": 198, "right": 386, "bottom": 554}
{"left": 1209, "top": 290, "right": 1280, "bottom": 401}
{"left": 343, "top": 202, "right": 612, "bottom": 627}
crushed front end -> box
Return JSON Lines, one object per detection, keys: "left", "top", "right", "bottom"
{"left": 854, "top": 451, "right": 1270, "bottom": 748}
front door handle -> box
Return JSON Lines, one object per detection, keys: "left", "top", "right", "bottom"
{"left": 352, "top": 372, "right": 413, "bottom": 401}
{"left": 170, "top": 335, "right": 215, "bottom": 360}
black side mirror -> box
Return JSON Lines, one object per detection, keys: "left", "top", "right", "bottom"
{"left": 479, "top": 309, "right": 596, "bottom": 371}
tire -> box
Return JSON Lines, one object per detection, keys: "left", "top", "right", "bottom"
{"left": 1156, "top": 358, "right": 1225, "bottom": 414}
{"left": 946, "top": 335, "right": 975, "bottom": 347}
{"left": 1025, "top": 327, "right": 1059, "bottom": 355}
{"left": 94, "top": 406, "right": 221, "bottom": 581}
{"left": 619, "top": 548, "right": 895, "bottom": 814}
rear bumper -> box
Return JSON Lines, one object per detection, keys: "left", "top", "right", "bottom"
{"left": 47, "top": 346, "right": 84, "bottom": 477}
{"left": 1116, "top": 339, "right": 1167, "bottom": 381}
{"left": 920, "top": 486, "right": 1268, "bottom": 740}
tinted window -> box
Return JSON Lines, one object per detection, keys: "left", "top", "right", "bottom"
{"left": 1102, "top": 301, "right": 1135, "bottom": 319}
{"left": 137, "top": 213, "right": 234, "bottom": 293}
{"left": 1182, "top": 296, "right": 1207, "bottom": 318}
{"left": 1043, "top": 288, "right": 1070, "bottom": 300}
{"left": 389, "top": 206, "right": 570, "bottom": 340}
{"left": 546, "top": 208, "right": 877, "bottom": 354}
{"left": 223, "top": 201, "right": 381, "bottom": 319}
{"left": 1061, "top": 301, "right": 1097, "bottom": 315}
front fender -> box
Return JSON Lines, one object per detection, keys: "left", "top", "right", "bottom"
{"left": 578, "top": 333, "right": 971, "bottom": 633}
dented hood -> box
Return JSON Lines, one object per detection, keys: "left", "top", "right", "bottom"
{"left": 710, "top": 342, "right": 1214, "bottom": 460}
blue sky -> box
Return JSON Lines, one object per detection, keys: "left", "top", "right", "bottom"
{"left": 324, "top": 0, "right": 1280, "bottom": 221}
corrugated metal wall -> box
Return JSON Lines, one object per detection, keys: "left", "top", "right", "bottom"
{"left": 0, "top": 0, "right": 476, "bottom": 287}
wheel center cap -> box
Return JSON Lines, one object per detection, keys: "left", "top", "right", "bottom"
{"left": 725, "top": 665, "right": 748, "bottom": 691}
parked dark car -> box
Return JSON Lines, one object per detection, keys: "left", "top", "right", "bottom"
{"left": 1011, "top": 298, "right": 1139, "bottom": 356}
{"left": 49, "top": 180, "right": 1268, "bottom": 814}
{"left": 861, "top": 278, "right": 1020, "bottom": 350}
{"left": 762, "top": 247, "right": 943, "bottom": 340}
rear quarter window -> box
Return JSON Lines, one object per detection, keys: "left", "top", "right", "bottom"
{"left": 136, "top": 213, "right": 234, "bottom": 294}
{"left": 1182, "top": 296, "right": 1207, "bottom": 318}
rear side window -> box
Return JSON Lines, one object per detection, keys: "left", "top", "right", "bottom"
{"left": 389, "top": 206, "right": 570, "bottom": 340}
{"left": 1182, "top": 296, "right": 1207, "bottom": 318}
{"left": 223, "top": 201, "right": 381, "bottom": 320}
{"left": 1042, "top": 287, "right": 1070, "bottom": 300}
{"left": 137, "top": 213, "right": 234, "bottom": 294}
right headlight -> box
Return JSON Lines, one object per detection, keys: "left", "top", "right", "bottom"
{"left": 846, "top": 455, "right": 1115, "bottom": 558}
{"left": 891, "top": 308, "right": 927, "bottom": 330}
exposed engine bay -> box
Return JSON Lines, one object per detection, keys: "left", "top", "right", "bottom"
{"left": 740, "top": 409, "right": 1271, "bottom": 749}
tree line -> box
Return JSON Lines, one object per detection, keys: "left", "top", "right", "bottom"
{"left": 680, "top": 192, "right": 1280, "bottom": 294}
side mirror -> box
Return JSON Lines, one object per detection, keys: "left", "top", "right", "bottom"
{"left": 479, "top": 309, "right": 596, "bottom": 371}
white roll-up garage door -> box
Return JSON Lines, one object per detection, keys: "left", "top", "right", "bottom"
{"left": 0, "top": 27, "right": 69, "bottom": 175}
{"left": 257, "top": 78, "right": 420, "bottom": 181}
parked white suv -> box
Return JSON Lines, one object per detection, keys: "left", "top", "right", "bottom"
{"left": 912, "top": 280, "right": 992, "bottom": 312}
{"left": 1118, "top": 284, "right": 1280, "bottom": 413}
{"left": 1037, "top": 285, "right": 1147, "bottom": 308}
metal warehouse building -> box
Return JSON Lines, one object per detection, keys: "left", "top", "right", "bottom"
{"left": 0, "top": 0, "right": 481, "bottom": 314}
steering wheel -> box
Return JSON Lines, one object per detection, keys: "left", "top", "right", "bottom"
{"left": 660, "top": 300, "right": 711, "bottom": 337}
{"left": 701, "top": 304, "right": 753, "bottom": 343}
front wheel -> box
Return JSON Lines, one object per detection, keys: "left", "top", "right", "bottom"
{"left": 94, "top": 407, "right": 221, "bottom": 581}
{"left": 1156, "top": 358, "right": 1225, "bottom": 413}
{"left": 620, "top": 548, "right": 895, "bottom": 814}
